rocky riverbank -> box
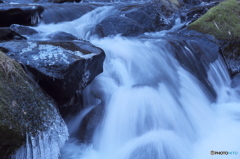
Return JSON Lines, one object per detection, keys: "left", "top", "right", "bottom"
{"left": 0, "top": 0, "right": 240, "bottom": 158}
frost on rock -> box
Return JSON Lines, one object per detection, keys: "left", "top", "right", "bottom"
{"left": 0, "top": 51, "right": 69, "bottom": 159}
{"left": 11, "top": 106, "right": 69, "bottom": 159}
{"left": 0, "top": 40, "right": 105, "bottom": 111}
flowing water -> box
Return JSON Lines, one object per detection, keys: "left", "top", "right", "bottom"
{"left": 32, "top": 4, "right": 240, "bottom": 159}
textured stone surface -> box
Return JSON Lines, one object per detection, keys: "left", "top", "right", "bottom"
{"left": 0, "top": 40, "right": 105, "bottom": 115}
{"left": 0, "top": 51, "right": 68, "bottom": 158}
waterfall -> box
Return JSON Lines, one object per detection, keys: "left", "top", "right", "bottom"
{"left": 60, "top": 37, "right": 240, "bottom": 159}
{"left": 32, "top": 5, "right": 240, "bottom": 159}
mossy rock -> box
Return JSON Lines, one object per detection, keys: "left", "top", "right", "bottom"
{"left": 0, "top": 51, "right": 66, "bottom": 157}
{"left": 188, "top": 0, "right": 240, "bottom": 40}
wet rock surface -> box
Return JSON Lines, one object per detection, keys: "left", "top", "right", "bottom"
{"left": 93, "top": 3, "right": 176, "bottom": 37}
{"left": 93, "top": 15, "right": 146, "bottom": 37}
{"left": 0, "top": 51, "right": 68, "bottom": 158}
{"left": 220, "top": 41, "right": 240, "bottom": 75}
{"left": 231, "top": 73, "right": 240, "bottom": 92}
{"left": 41, "top": 3, "right": 98, "bottom": 24}
{"left": 1, "top": 0, "right": 236, "bottom": 157}
{"left": 10, "top": 24, "right": 38, "bottom": 36}
{"left": 0, "top": 4, "right": 44, "bottom": 27}
{"left": 46, "top": 31, "right": 78, "bottom": 40}
{"left": 0, "top": 40, "right": 105, "bottom": 116}
{"left": 186, "top": 0, "right": 240, "bottom": 76}
{"left": 0, "top": 27, "right": 26, "bottom": 41}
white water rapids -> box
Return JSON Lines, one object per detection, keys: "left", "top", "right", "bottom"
{"left": 33, "top": 5, "right": 240, "bottom": 159}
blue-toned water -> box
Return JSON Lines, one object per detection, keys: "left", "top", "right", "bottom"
{"left": 32, "top": 4, "right": 240, "bottom": 159}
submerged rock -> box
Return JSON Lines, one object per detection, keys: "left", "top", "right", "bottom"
{"left": 220, "top": 41, "right": 240, "bottom": 75}
{"left": 0, "top": 27, "right": 26, "bottom": 41}
{"left": 163, "top": 28, "right": 221, "bottom": 101}
{"left": 0, "top": 40, "right": 105, "bottom": 116}
{"left": 231, "top": 73, "right": 240, "bottom": 92}
{"left": 46, "top": 31, "right": 78, "bottom": 40}
{"left": 10, "top": 24, "right": 39, "bottom": 36}
{"left": 0, "top": 51, "right": 68, "bottom": 158}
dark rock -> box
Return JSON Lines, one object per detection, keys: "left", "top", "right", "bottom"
{"left": 0, "top": 40, "right": 105, "bottom": 117}
{"left": 180, "top": 2, "right": 219, "bottom": 23}
{"left": 231, "top": 73, "right": 240, "bottom": 93}
{"left": 137, "top": 3, "right": 174, "bottom": 29}
{"left": 124, "top": 3, "right": 173, "bottom": 32}
{"left": 164, "top": 28, "right": 221, "bottom": 101}
{"left": 46, "top": 31, "right": 78, "bottom": 40}
{"left": 220, "top": 41, "right": 240, "bottom": 75}
{"left": 180, "top": 28, "right": 240, "bottom": 77}
{"left": 79, "top": 103, "right": 103, "bottom": 142}
{"left": 180, "top": 0, "right": 201, "bottom": 5}
{"left": 231, "top": 73, "right": 240, "bottom": 87}
{"left": 10, "top": 24, "right": 38, "bottom": 36}
{"left": 125, "top": 10, "right": 156, "bottom": 31}
{"left": 93, "top": 15, "right": 146, "bottom": 37}
{"left": 171, "top": 28, "right": 220, "bottom": 64}
{"left": 0, "top": 4, "right": 44, "bottom": 27}
{"left": 93, "top": 3, "right": 176, "bottom": 37}
{"left": 181, "top": 6, "right": 208, "bottom": 23}
{"left": 82, "top": 0, "right": 110, "bottom": 2}
{"left": 0, "top": 28, "right": 26, "bottom": 41}
{"left": 152, "top": 0, "right": 181, "bottom": 10}
{"left": 0, "top": 47, "right": 8, "bottom": 53}
{"left": 66, "top": 76, "right": 106, "bottom": 143}
{"left": 165, "top": 38, "right": 217, "bottom": 101}
{"left": 0, "top": 51, "right": 68, "bottom": 158}
{"left": 41, "top": 3, "right": 97, "bottom": 24}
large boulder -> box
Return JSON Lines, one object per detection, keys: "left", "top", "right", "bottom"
{"left": 124, "top": 3, "right": 174, "bottom": 31}
{"left": 0, "top": 40, "right": 105, "bottom": 116}
{"left": 0, "top": 51, "right": 68, "bottom": 158}
{"left": 0, "top": 4, "right": 44, "bottom": 27}
{"left": 93, "top": 3, "right": 177, "bottom": 37}
{"left": 188, "top": 0, "right": 240, "bottom": 40}
{"left": 188, "top": 0, "right": 240, "bottom": 75}
{"left": 93, "top": 15, "right": 146, "bottom": 37}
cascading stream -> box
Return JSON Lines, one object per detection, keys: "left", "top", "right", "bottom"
{"left": 32, "top": 5, "right": 240, "bottom": 159}
{"left": 60, "top": 37, "right": 240, "bottom": 159}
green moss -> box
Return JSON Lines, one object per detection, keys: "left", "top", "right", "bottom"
{"left": 0, "top": 51, "right": 58, "bottom": 157}
{"left": 188, "top": 0, "right": 240, "bottom": 40}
